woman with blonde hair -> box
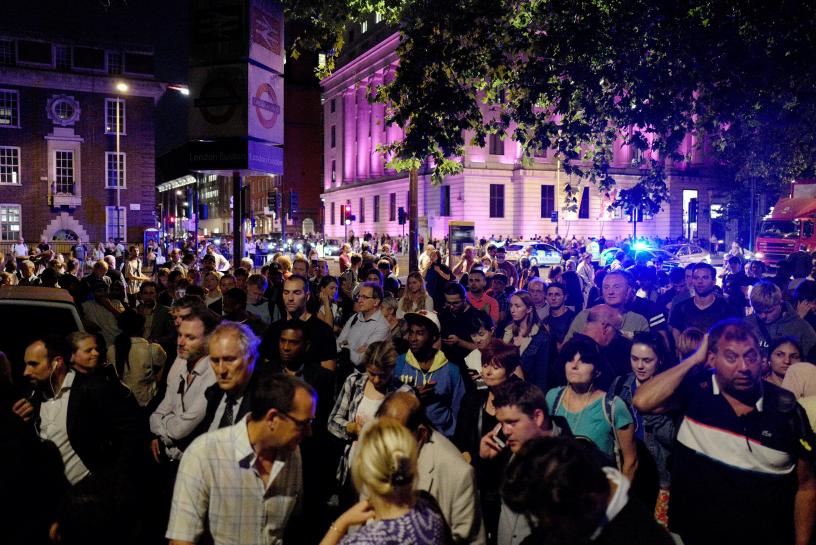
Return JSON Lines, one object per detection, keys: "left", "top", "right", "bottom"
{"left": 397, "top": 271, "right": 433, "bottom": 318}
{"left": 320, "top": 418, "right": 449, "bottom": 545}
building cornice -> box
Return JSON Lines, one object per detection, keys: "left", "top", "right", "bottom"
{"left": 321, "top": 32, "right": 400, "bottom": 95}
{"left": 0, "top": 66, "right": 165, "bottom": 101}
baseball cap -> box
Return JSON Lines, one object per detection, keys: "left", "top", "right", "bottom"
{"left": 404, "top": 310, "right": 441, "bottom": 337}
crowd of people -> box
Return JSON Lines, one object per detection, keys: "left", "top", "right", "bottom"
{"left": 2, "top": 233, "right": 816, "bottom": 545}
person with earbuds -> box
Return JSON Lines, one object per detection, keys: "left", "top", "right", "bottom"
{"left": 11, "top": 334, "right": 145, "bottom": 486}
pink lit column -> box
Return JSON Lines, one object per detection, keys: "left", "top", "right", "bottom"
{"left": 369, "top": 73, "right": 385, "bottom": 177}
{"left": 384, "top": 66, "right": 402, "bottom": 174}
{"left": 343, "top": 88, "right": 356, "bottom": 182}
{"left": 356, "top": 85, "right": 370, "bottom": 180}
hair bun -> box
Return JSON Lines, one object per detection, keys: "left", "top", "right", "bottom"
{"left": 389, "top": 450, "right": 411, "bottom": 487}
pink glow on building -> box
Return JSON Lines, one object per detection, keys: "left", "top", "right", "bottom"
{"left": 320, "top": 31, "right": 723, "bottom": 243}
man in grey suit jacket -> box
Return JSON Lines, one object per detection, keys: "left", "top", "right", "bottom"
{"left": 379, "top": 390, "right": 486, "bottom": 545}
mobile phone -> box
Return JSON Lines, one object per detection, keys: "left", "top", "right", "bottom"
{"left": 494, "top": 428, "right": 508, "bottom": 449}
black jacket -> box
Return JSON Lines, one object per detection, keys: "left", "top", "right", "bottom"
{"left": 34, "top": 371, "right": 147, "bottom": 482}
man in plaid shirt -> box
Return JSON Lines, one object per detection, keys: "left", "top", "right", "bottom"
{"left": 167, "top": 374, "right": 317, "bottom": 545}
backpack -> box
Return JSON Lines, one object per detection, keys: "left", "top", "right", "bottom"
{"left": 551, "top": 385, "right": 633, "bottom": 471}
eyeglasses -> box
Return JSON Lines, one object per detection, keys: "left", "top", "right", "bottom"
{"left": 277, "top": 411, "right": 315, "bottom": 431}
{"left": 355, "top": 294, "right": 375, "bottom": 301}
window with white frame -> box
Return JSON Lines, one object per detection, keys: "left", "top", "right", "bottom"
{"left": 105, "top": 98, "right": 126, "bottom": 134}
{"left": 105, "top": 152, "right": 126, "bottom": 188}
{"left": 55, "top": 150, "right": 75, "bottom": 194}
{"left": 105, "top": 206, "right": 126, "bottom": 242}
{"left": 107, "top": 51, "right": 122, "bottom": 75}
{"left": 0, "top": 89, "right": 20, "bottom": 128}
{"left": 0, "top": 147, "right": 20, "bottom": 184}
{"left": 488, "top": 134, "right": 505, "bottom": 155}
{"left": 0, "top": 204, "right": 20, "bottom": 241}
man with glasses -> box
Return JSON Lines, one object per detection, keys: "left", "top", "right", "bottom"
{"left": 440, "top": 282, "right": 490, "bottom": 369}
{"left": 634, "top": 319, "right": 816, "bottom": 545}
{"left": 167, "top": 374, "right": 316, "bottom": 545}
{"left": 336, "top": 281, "right": 390, "bottom": 370}
{"left": 527, "top": 277, "right": 548, "bottom": 321}
{"left": 495, "top": 246, "right": 517, "bottom": 289}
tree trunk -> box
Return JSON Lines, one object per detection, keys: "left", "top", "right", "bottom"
{"left": 409, "top": 168, "right": 419, "bottom": 273}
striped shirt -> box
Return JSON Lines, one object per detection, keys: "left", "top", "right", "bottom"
{"left": 167, "top": 416, "right": 302, "bottom": 545}
{"left": 669, "top": 374, "right": 814, "bottom": 545}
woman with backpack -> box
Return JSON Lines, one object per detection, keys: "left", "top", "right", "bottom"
{"left": 610, "top": 331, "right": 677, "bottom": 525}
{"left": 545, "top": 335, "right": 638, "bottom": 481}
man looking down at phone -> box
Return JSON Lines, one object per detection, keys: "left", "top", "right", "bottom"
{"left": 395, "top": 310, "right": 465, "bottom": 438}
{"left": 479, "top": 380, "right": 553, "bottom": 545}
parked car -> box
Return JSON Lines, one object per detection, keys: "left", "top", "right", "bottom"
{"left": 663, "top": 244, "right": 712, "bottom": 266}
{"left": 0, "top": 286, "right": 84, "bottom": 385}
{"left": 322, "top": 239, "right": 342, "bottom": 257}
{"left": 504, "top": 241, "right": 563, "bottom": 266}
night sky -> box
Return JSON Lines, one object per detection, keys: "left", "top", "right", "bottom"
{"left": 2, "top": 0, "right": 189, "bottom": 155}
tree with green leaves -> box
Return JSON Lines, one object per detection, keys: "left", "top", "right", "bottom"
{"left": 285, "top": 0, "right": 816, "bottom": 232}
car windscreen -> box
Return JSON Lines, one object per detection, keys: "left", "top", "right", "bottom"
{"left": 505, "top": 244, "right": 525, "bottom": 251}
{"left": 0, "top": 302, "right": 82, "bottom": 385}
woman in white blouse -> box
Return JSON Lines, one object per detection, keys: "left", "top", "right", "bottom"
{"left": 396, "top": 271, "right": 434, "bottom": 318}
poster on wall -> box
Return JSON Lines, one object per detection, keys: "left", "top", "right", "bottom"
{"left": 248, "top": 64, "right": 284, "bottom": 144}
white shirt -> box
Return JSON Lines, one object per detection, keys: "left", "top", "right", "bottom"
{"left": 209, "top": 393, "right": 246, "bottom": 432}
{"left": 38, "top": 370, "right": 91, "bottom": 485}
{"left": 167, "top": 416, "right": 302, "bottom": 545}
{"left": 149, "top": 355, "right": 216, "bottom": 460}
{"left": 12, "top": 242, "right": 28, "bottom": 257}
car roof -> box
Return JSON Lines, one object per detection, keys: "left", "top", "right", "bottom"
{"left": 0, "top": 285, "right": 77, "bottom": 304}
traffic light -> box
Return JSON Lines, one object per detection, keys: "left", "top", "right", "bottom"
{"left": 688, "top": 198, "right": 698, "bottom": 223}
{"left": 290, "top": 191, "right": 299, "bottom": 214}
{"left": 168, "top": 215, "right": 175, "bottom": 225}
{"left": 343, "top": 205, "right": 352, "bottom": 225}
{"left": 267, "top": 191, "right": 278, "bottom": 210}
{"left": 398, "top": 207, "right": 406, "bottom": 225}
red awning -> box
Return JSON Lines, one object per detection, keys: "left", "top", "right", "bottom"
{"left": 770, "top": 198, "right": 816, "bottom": 220}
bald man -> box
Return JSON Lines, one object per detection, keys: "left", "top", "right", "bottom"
{"left": 378, "top": 391, "right": 486, "bottom": 545}
{"left": 578, "top": 304, "right": 633, "bottom": 380}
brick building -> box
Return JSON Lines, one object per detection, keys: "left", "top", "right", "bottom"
{"left": 0, "top": 32, "right": 163, "bottom": 248}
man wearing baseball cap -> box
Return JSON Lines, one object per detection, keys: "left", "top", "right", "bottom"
{"left": 394, "top": 310, "right": 465, "bottom": 437}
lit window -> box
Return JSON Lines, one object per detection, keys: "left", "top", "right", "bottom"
{"left": 0, "top": 147, "right": 20, "bottom": 184}
{"left": 105, "top": 98, "right": 126, "bottom": 134}
{"left": 105, "top": 206, "right": 127, "bottom": 242}
{"left": 361, "top": 21, "right": 368, "bottom": 33}
{"left": 106, "top": 152, "right": 126, "bottom": 188}
{"left": 55, "top": 150, "right": 75, "bottom": 194}
{"left": 0, "top": 204, "right": 21, "bottom": 241}
{"left": 0, "top": 89, "right": 20, "bottom": 128}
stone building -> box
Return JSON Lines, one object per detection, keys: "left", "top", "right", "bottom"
{"left": 321, "top": 20, "right": 724, "bottom": 244}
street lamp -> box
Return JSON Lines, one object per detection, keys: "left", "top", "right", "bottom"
{"left": 115, "top": 82, "right": 129, "bottom": 244}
